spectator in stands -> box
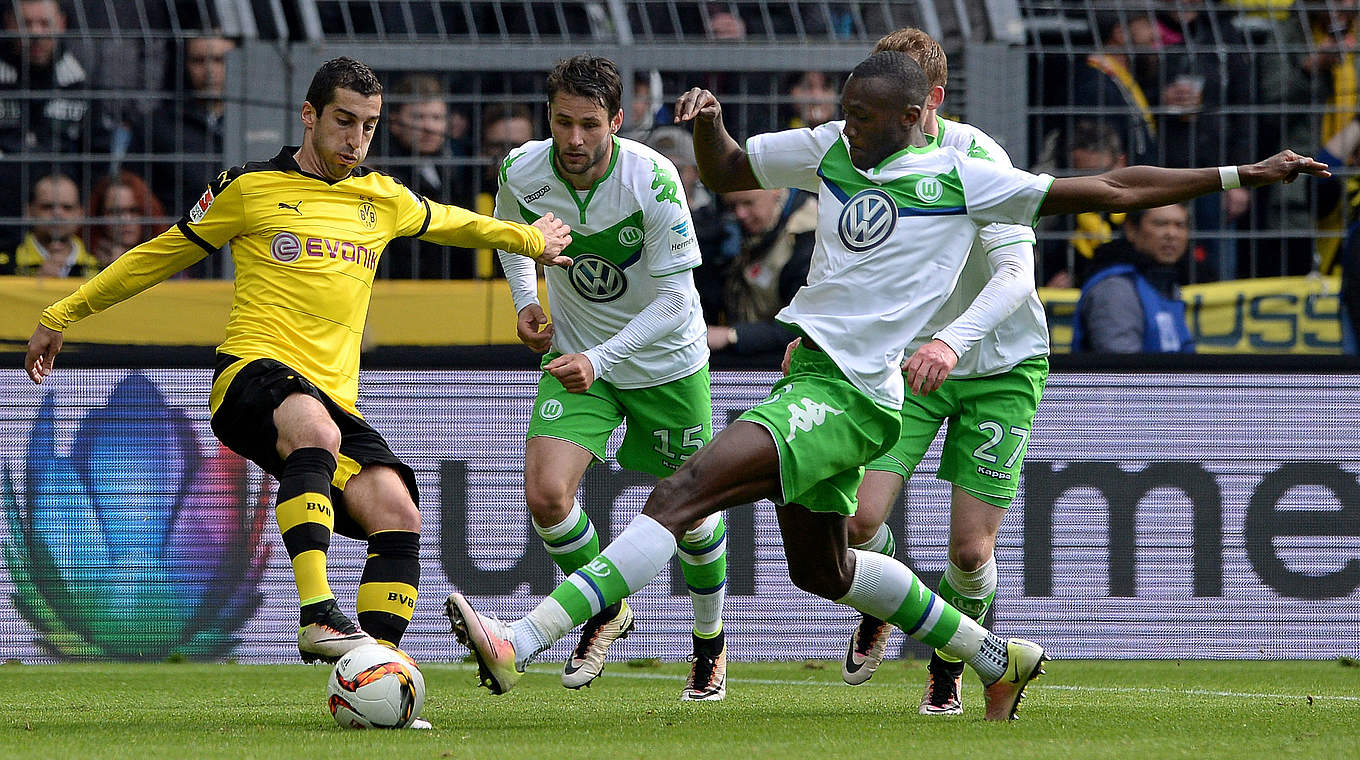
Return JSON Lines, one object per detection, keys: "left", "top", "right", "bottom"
{"left": 1041, "top": 120, "right": 1128, "bottom": 288}
{"left": 141, "top": 35, "right": 235, "bottom": 219}
{"left": 620, "top": 70, "right": 667, "bottom": 142}
{"left": 381, "top": 73, "right": 475, "bottom": 278}
{"left": 1147, "top": 2, "right": 1250, "bottom": 282}
{"left": 647, "top": 125, "right": 739, "bottom": 315}
{"left": 783, "top": 70, "right": 839, "bottom": 129}
{"left": 0, "top": 0, "right": 108, "bottom": 248}
{"left": 85, "top": 171, "right": 166, "bottom": 270}
{"left": 0, "top": 173, "right": 96, "bottom": 278}
{"left": 1072, "top": 203, "right": 1196, "bottom": 354}
{"left": 1075, "top": 11, "right": 1157, "bottom": 166}
{"left": 1312, "top": 116, "right": 1360, "bottom": 352}
{"left": 1248, "top": 3, "right": 1356, "bottom": 277}
{"left": 704, "top": 187, "right": 816, "bottom": 357}
{"left": 474, "top": 104, "right": 536, "bottom": 277}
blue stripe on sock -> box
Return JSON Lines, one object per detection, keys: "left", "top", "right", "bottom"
{"left": 543, "top": 521, "right": 591, "bottom": 548}
{"left": 904, "top": 590, "right": 939, "bottom": 635}
{"left": 572, "top": 568, "right": 608, "bottom": 610}
{"left": 678, "top": 534, "right": 726, "bottom": 557}
{"left": 687, "top": 579, "right": 727, "bottom": 595}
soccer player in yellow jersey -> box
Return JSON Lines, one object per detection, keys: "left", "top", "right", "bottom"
{"left": 22, "top": 57, "right": 573, "bottom": 670}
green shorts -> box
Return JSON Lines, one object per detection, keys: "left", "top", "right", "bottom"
{"left": 867, "top": 356, "right": 1048, "bottom": 507}
{"left": 738, "top": 344, "right": 900, "bottom": 515}
{"left": 526, "top": 356, "right": 712, "bottom": 478}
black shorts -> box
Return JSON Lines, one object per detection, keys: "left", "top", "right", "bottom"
{"left": 209, "top": 354, "right": 418, "bottom": 538}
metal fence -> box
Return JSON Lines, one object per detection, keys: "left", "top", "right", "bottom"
{"left": 1, "top": 0, "right": 1356, "bottom": 283}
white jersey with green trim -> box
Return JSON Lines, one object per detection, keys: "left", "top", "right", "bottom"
{"left": 745, "top": 121, "right": 1053, "bottom": 409}
{"left": 495, "top": 135, "right": 707, "bottom": 388}
{"left": 917, "top": 118, "right": 1050, "bottom": 377}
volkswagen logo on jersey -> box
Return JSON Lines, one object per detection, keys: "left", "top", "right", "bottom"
{"left": 838, "top": 188, "right": 897, "bottom": 252}
{"left": 569, "top": 254, "right": 628, "bottom": 302}
{"left": 915, "top": 176, "right": 944, "bottom": 203}
{"left": 270, "top": 231, "right": 302, "bottom": 263}
{"left": 618, "top": 226, "right": 643, "bottom": 247}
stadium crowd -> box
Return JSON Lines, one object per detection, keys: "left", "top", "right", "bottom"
{"left": 3, "top": 0, "right": 1359, "bottom": 349}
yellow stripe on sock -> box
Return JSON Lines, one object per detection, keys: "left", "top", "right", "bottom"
{"left": 291, "top": 550, "right": 333, "bottom": 604}
{"left": 357, "top": 581, "right": 418, "bottom": 621}
{"left": 276, "top": 492, "right": 335, "bottom": 535}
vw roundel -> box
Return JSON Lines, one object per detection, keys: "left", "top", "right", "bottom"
{"left": 837, "top": 188, "right": 897, "bottom": 253}
{"left": 568, "top": 254, "right": 628, "bottom": 302}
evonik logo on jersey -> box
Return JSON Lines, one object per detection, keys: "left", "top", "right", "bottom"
{"left": 838, "top": 188, "right": 897, "bottom": 252}
{"left": 270, "top": 231, "right": 380, "bottom": 270}
{"left": 784, "top": 397, "right": 845, "bottom": 443}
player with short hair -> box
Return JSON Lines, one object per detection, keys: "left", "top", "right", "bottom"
{"left": 832, "top": 27, "right": 1052, "bottom": 716}
{"left": 23, "top": 57, "right": 572, "bottom": 675}
{"left": 446, "top": 51, "right": 1326, "bottom": 720}
{"left": 491, "top": 53, "right": 727, "bottom": 700}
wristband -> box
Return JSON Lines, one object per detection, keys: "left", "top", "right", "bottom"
{"left": 1218, "top": 165, "right": 1241, "bottom": 190}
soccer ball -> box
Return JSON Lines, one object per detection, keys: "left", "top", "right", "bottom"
{"left": 326, "top": 644, "right": 426, "bottom": 729}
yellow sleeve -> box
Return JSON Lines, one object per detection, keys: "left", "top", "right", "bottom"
{"left": 39, "top": 172, "right": 246, "bottom": 331}
{"left": 421, "top": 201, "right": 545, "bottom": 257}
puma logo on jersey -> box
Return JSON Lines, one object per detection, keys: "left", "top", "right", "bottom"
{"left": 278, "top": 200, "right": 303, "bottom": 214}
{"left": 784, "top": 397, "right": 844, "bottom": 443}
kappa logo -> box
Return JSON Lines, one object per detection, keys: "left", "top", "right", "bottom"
{"left": 915, "top": 176, "right": 944, "bottom": 203}
{"left": 568, "top": 254, "right": 628, "bottom": 302}
{"left": 784, "top": 397, "right": 845, "bottom": 443}
{"left": 539, "top": 398, "right": 563, "bottom": 420}
{"left": 837, "top": 188, "right": 896, "bottom": 252}
{"left": 618, "top": 226, "right": 643, "bottom": 247}
{"left": 523, "top": 185, "right": 551, "bottom": 203}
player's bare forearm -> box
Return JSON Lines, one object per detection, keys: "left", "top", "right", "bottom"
{"left": 1039, "top": 151, "right": 1329, "bottom": 217}
{"left": 673, "top": 87, "right": 760, "bottom": 193}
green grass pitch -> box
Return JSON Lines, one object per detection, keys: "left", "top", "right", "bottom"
{"left": 1, "top": 659, "right": 1357, "bottom": 759}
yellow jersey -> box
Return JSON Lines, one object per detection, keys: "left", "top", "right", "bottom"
{"left": 40, "top": 146, "right": 546, "bottom": 414}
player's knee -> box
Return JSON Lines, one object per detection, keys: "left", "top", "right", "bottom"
{"left": 949, "top": 542, "right": 994, "bottom": 572}
{"left": 786, "top": 557, "right": 852, "bottom": 600}
{"left": 524, "top": 480, "right": 576, "bottom": 525}
{"left": 845, "top": 514, "right": 880, "bottom": 547}
{"left": 642, "top": 472, "right": 704, "bottom": 537}
{"left": 375, "top": 495, "right": 421, "bottom": 533}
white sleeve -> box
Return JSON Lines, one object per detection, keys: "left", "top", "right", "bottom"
{"left": 582, "top": 270, "right": 695, "bottom": 377}
{"left": 745, "top": 121, "right": 842, "bottom": 193}
{"left": 959, "top": 156, "right": 1054, "bottom": 228}
{"left": 932, "top": 237, "right": 1036, "bottom": 357}
{"left": 493, "top": 179, "right": 540, "bottom": 313}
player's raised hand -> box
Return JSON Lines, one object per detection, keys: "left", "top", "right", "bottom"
{"left": 532, "top": 212, "right": 573, "bottom": 268}
{"left": 904, "top": 339, "right": 958, "bottom": 397}
{"left": 1241, "top": 150, "right": 1330, "bottom": 187}
{"left": 25, "top": 324, "right": 63, "bottom": 385}
{"left": 516, "top": 304, "right": 554, "bottom": 353}
{"left": 673, "top": 88, "right": 722, "bottom": 125}
{"left": 545, "top": 353, "right": 595, "bottom": 393}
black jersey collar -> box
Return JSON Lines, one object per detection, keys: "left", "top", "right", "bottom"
{"left": 272, "top": 145, "right": 372, "bottom": 184}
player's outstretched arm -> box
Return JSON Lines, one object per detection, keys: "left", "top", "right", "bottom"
{"left": 673, "top": 87, "right": 760, "bottom": 193}
{"left": 25, "top": 324, "right": 63, "bottom": 384}
{"left": 1038, "top": 150, "right": 1330, "bottom": 218}
{"left": 531, "top": 212, "right": 573, "bottom": 268}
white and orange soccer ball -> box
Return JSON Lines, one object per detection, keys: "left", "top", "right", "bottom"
{"left": 326, "top": 644, "right": 426, "bottom": 729}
